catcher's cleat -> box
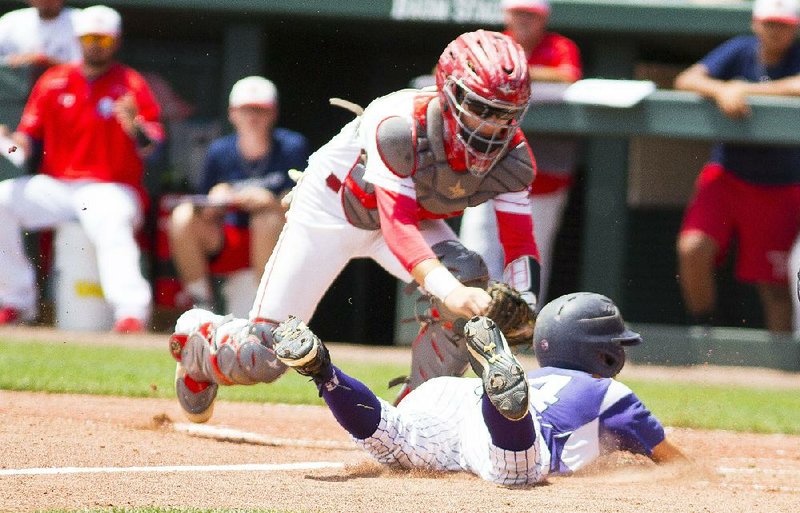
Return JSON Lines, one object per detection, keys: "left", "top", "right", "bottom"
{"left": 174, "top": 363, "right": 218, "bottom": 423}
{"left": 463, "top": 316, "right": 529, "bottom": 421}
{"left": 273, "top": 316, "right": 331, "bottom": 379}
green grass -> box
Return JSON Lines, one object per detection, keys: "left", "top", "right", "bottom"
{"left": 625, "top": 379, "right": 800, "bottom": 435}
{"left": 2, "top": 339, "right": 799, "bottom": 434}
{"left": 0, "top": 339, "right": 407, "bottom": 405}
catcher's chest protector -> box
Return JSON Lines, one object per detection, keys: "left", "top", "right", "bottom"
{"left": 341, "top": 95, "right": 535, "bottom": 230}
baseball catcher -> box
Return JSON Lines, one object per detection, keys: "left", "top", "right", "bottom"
{"left": 168, "top": 30, "right": 544, "bottom": 423}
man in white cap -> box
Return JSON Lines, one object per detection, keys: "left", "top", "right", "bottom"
{"left": 675, "top": 0, "right": 800, "bottom": 332}
{"left": 0, "top": 0, "right": 81, "bottom": 68}
{"left": 0, "top": 5, "right": 164, "bottom": 333}
{"left": 168, "top": 76, "right": 310, "bottom": 314}
{"left": 460, "top": 0, "right": 582, "bottom": 306}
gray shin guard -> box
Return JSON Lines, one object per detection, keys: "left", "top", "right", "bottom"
{"left": 181, "top": 320, "right": 287, "bottom": 386}
{"left": 404, "top": 240, "right": 489, "bottom": 390}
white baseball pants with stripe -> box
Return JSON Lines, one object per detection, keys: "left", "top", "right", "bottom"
{"left": 248, "top": 120, "right": 455, "bottom": 323}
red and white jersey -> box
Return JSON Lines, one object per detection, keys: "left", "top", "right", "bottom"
{"left": 17, "top": 62, "right": 164, "bottom": 202}
{"left": 358, "top": 89, "right": 538, "bottom": 271}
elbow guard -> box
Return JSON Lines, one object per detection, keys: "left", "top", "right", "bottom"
{"left": 502, "top": 255, "right": 541, "bottom": 310}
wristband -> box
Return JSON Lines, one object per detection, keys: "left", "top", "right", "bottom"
{"left": 423, "top": 266, "right": 462, "bottom": 302}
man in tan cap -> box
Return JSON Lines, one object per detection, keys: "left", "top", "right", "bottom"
{"left": 168, "top": 76, "right": 310, "bottom": 315}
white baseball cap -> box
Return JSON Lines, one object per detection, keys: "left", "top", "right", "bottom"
{"left": 229, "top": 76, "right": 278, "bottom": 108}
{"left": 75, "top": 5, "right": 122, "bottom": 37}
{"left": 501, "top": 0, "right": 551, "bottom": 15}
{"left": 753, "top": 0, "right": 800, "bottom": 24}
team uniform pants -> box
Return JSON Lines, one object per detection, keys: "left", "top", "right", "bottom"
{"left": 0, "top": 175, "right": 151, "bottom": 320}
{"left": 459, "top": 189, "right": 569, "bottom": 306}
{"left": 321, "top": 367, "right": 543, "bottom": 485}
{"left": 249, "top": 119, "right": 455, "bottom": 323}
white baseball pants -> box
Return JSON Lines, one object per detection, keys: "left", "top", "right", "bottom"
{"left": 0, "top": 175, "right": 151, "bottom": 321}
{"left": 249, "top": 119, "right": 456, "bottom": 323}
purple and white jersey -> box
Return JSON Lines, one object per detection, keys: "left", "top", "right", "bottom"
{"left": 349, "top": 369, "right": 662, "bottom": 484}
{"left": 356, "top": 377, "right": 543, "bottom": 485}
{"left": 528, "top": 367, "right": 665, "bottom": 474}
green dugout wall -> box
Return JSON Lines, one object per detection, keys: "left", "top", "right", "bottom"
{"left": 1, "top": 1, "right": 799, "bottom": 365}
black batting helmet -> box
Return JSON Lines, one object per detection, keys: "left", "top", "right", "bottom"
{"left": 533, "top": 292, "right": 641, "bottom": 378}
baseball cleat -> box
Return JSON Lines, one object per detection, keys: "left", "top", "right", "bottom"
{"left": 463, "top": 316, "right": 529, "bottom": 421}
{"left": 273, "top": 316, "right": 331, "bottom": 378}
{"left": 174, "top": 362, "right": 218, "bottom": 423}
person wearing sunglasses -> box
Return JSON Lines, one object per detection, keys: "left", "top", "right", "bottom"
{"left": 0, "top": 5, "right": 164, "bottom": 333}
{"left": 0, "top": 0, "right": 82, "bottom": 68}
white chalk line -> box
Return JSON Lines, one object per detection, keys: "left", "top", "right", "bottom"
{"left": 719, "top": 482, "right": 800, "bottom": 494}
{"left": 717, "top": 466, "right": 800, "bottom": 476}
{"left": 715, "top": 464, "right": 800, "bottom": 494}
{"left": 0, "top": 461, "right": 344, "bottom": 477}
{"left": 172, "top": 422, "right": 358, "bottom": 451}
{"left": 718, "top": 457, "right": 797, "bottom": 465}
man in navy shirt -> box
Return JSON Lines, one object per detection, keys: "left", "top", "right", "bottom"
{"left": 169, "top": 76, "right": 310, "bottom": 313}
{"left": 674, "top": 0, "right": 800, "bottom": 332}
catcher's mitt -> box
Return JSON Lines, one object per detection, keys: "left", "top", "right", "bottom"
{"left": 485, "top": 282, "right": 536, "bottom": 347}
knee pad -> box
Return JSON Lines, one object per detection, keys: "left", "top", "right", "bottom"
{"left": 174, "top": 314, "right": 287, "bottom": 386}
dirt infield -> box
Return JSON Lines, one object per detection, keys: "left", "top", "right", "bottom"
{"left": 1, "top": 327, "right": 800, "bottom": 512}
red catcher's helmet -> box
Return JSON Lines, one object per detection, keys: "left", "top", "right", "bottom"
{"left": 435, "top": 30, "right": 531, "bottom": 175}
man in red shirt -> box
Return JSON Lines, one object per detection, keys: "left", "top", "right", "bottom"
{"left": 0, "top": 5, "right": 164, "bottom": 332}
{"left": 460, "top": 0, "right": 582, "bottom": 306}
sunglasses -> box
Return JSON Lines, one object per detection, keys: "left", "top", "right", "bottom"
{"left": 79, "top": 34, "right": 116, "bottom": 48}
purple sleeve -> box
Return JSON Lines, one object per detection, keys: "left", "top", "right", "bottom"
{"left": 700, "top": 36, "right": 750, "bottom": 80}
{"left": 598, "top": 392, "right": 665, "bottom": 456}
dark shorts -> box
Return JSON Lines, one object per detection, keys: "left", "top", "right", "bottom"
{"left": 680, "top": 163, "right": 800, "bottom": 284}
{"left": 208, "top": 224, "right": 250, "bottom": 275}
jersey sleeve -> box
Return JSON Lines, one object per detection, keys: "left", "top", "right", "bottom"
{"left": 374, "top": 185, "right": 436, "bottom": 272}
{"left": 598, "top": 380, "right": 665, "bottom": 457}
{"left": 199, "top": 140, "right": 227, "bottom": 194}
{"left": 360, "top": 92, "right": 419, "bottom": 198}
{"left": 494, "top": 192, "right": 540, "bottom": 265}
{"left": 130, "top": 72, "right": 165, "bottom": 144}
{"left": 16, "top": 70, "right": 50, "bottom": 140}
{"left": 700, "top": 36, "right": 749, "bottom": 80}
{"left": 551, "top": 35, "right": 583, "bottom": 82}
